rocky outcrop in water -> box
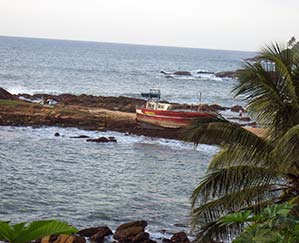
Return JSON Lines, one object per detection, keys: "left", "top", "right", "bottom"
{"left": 0, "top": 87, "right": 15, "bottom": 100}
{"left": 170, "top": 232, "right": 190, "bottom": 243}
{"left": 173, "top": 71, "right": 192, "bottom": 76}
{"left": 18, "top": 93, "right": 146, "bottom": 113}
{"left": 113, "top": 220, "right": 147, "bottom": 242}
{"left": 231, "top": 105, "right": 245, "bottom": 112}
{"left": 86, "top": 136, "right": 117, "bottom": 143}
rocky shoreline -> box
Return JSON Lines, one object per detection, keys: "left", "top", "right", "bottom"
{"left": 0, "top": 87, "right": 262, "bottom": 142}
{"left": 37, "top": 220, "right": 192, "bottom": 243}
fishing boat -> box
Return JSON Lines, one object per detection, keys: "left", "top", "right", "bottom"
{"left": 136, "top": 89, "right": 217, "bottom": 128}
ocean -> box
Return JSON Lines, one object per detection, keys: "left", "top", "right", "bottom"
{"left": 0, "top": 36, "right": 254, "bottom": 235}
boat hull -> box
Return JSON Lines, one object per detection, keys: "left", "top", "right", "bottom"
{"left": 136, "top": 108, "right": 215, "bottom": 128}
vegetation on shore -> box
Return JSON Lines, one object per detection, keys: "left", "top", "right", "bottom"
{"left": 0, "top": 220, "right": 77, "bottom": 243}
{"left": 185, "top": 42, "right": 299, "bottom": 242}
{"left": 221, "top": 203, "right": 299, "bottom": 243}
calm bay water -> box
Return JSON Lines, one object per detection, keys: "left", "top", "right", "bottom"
{"left": 0, "top": 36, "right": 253, "bottom": 233}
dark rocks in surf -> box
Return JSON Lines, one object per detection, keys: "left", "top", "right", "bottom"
{"left": 132, "top": 232, "right": 150, "bottom": 243}
{"left": 231, "top": 105, "right": 245, "bottom": 112}
{"left": 170, "top": 232, "right": 190, "bottom": 243}
{"left": 160, "top": 71, "right": 192, "bottom": 76}
{"left": 209, "top": 104, "right": 227, "bottom": 111}
{"left": 86, "top": 136, "right": 117, "bottom": 143}
{"left": 113, "top": 220, "right": 148, "bottom": 242}
{"left": 17, "top": 93, "right": 146, "bottom": 113}
{"left": 215, "top": 71, "right": 235, "bottom": 78}
{"left": 54, "top": 132, "right": 60, "bottom": 137}
{"left": 197, "top": 71, "right": 214, "bottom": 74}
{"left": 215, "top": 69, "right": 245, "bottom": 79}
{"left": 173, "top": 71, "right": 192, "bottom": 76}
{"left": 162, "top": 239, "right": 175, "bottom": 243}
{"left": 70, "top": 135, "right": 90, "bottom": 139}
{"left": 90, "top": 226, "right": 113, "bottom": 242}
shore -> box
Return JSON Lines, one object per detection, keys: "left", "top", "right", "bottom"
{"left": 0, "top": 88, "right": 264, "bottom": 141}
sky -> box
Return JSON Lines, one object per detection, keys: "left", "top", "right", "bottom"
{"left": 0, "top": 0, "right": 298, "bottom": 51}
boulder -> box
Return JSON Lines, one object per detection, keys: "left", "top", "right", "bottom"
{"left": 197, "top": 71, "right": 214, "bottom": 74}
{"left": 209, "top": 104, "right": 227, "bottom": 111}
{"left": 240, "top": 117, "right": 251, "bottom": 122}
{"left": 54, "top": 132, "right": 60, "bottom": 137}
{"left": 173, "top": 71, "right": 192, "bottom": 76}
{"left": 70, "top": 135, "right": 90, "bottom": 139}
{"left": 0, "top": 87, "right": 15, "bottom": 100}
{"left": 231, "top": 105, "right": 244, "bottom": 113}
{"left": 90, "top": 226, "right": 113, "bottom": 242}
{"left": 113, "top": 220, "right": 147, "bottom": 241}
{"left": 170, "top": 232, "right": 190, "bottom": 243}
{"left": 77, "top": 226, "right": 112, "bottom": 238}
{"left": 132, "top": 232, "right": 150, "bottom": 243}
{"left": 38, "top": 234, "right": 85, "bottom": 243}
{"left": 108, "top": 136, "right": 117, "bottom": 142}
{"left": 162, "top": 239, "right": 174, "bottom": 243}
{"left": 86, "top": 137, "right": 117, "bottom": 143}
{"left": 215, "top": 71, "right": 235, "bottom": 78}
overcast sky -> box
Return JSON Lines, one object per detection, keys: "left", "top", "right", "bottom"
{"left": 0, "top": 0, "right": 298, "bottom": 51}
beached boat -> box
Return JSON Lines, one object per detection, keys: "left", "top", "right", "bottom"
{"left": 136, "top": 89, "right": 217, "bottom": 128}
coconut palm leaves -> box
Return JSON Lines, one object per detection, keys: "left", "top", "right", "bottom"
{"left": 0, "top": 220, "right": 78, "bottom": 243}
{"left": 186, "top": 44, "right": 299, "bottom": 243}
{"left": 234, "top": 44, "right": 299, "bottom": 136}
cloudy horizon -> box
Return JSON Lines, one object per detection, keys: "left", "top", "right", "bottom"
{"left": 0, "top": 0, "right": 298, "bottom": 51}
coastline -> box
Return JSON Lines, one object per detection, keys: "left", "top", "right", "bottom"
{"left": 0, "top": 88, "right": 264, "bottom": 141}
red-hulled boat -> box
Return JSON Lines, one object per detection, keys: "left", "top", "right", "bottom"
{"left": 136, "top": 89, "right": 217, "bottom": 128}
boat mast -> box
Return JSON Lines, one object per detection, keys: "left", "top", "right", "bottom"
{"left": 198, "top": 92, "right": 202, "bottom": 111}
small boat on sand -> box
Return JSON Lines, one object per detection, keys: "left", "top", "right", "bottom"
{"left": 136, "top": 89, "right": 217, "bottom": 128}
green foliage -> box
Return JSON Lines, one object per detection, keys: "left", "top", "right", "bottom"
{"left": 221, "top": 203, "right": 299, "bottom": 243}
{"left": 0, "top": 220, "right": 78, "bottom": 243}
{"left": 185, "top": 43, "right": 299, "bottom": 243}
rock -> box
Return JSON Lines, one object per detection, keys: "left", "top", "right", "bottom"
{"left": 162, "top": 239, "right": 174, "bottom": 243}
{"left": 54, "top": 132, "right": 60, "bottom": 137}
{"left": 132, "top": 232, "right": 150, "bottom": 243}
{"left": 89, "top": 226, "right": 113, "bottom": 243}
{"left": 114, "top": 220, "right": 147, "bottom": 241}
{"left": 70, "top": 135, "right": 90, "bottom": 139}
{"left": 231, "top": 105, "right": 245, "bottom": 112}
{"left": 86, "top": 137, "right": 115, "bottom": 143}
{"left": 240, "top": 117, "right": 251, "bottom": 121}
{"left": 197, "top": 71, "right": 214, "bottom": 74}
{"left": 77, "top": 226, "right": 112, "bottom": 238}
{"left": 173, "top": 71, "right": 192, "bottom": 76}
{"left": 0, "top": 87, "right": 15, "bottom": 100}
{"left": 108, "top": 136, "right": 117, "bottom": 142}
{"left": 39, "top": 234, "right": 86, "bottom": 243}
{"left": 215, "top": 71, "right": 235, "bottom": 78}
{"left": 170, "top": 232, "right": 190, "bottom": 243}
{"left": 209, "top": 104, "right": 227, "bottom": 111}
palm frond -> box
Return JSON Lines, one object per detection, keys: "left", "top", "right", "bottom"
{"left": 184, "top": 118, "right": 267, "bottom": 148}
{"left": 191, "top": 166, "right": 280, "bottom": 207}
{"left": 192, "top": 184, "right": 278, "bottom": 226}
{"left": 208, "top": 143, "right": 272, "bottom": 171}
{"left": 272, "top": 124, "right": 299, "bottom": 173}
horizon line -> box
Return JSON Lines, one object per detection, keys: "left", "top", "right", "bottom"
{"left": 0, "top": 34, "right": 257, "bottom": 53}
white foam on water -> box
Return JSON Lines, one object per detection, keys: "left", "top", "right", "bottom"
{"left": 0, "top": 126, "right": 217, "bottom": 153}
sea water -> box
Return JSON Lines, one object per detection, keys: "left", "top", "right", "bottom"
{"left": 0, "top": 36, "right": 254, "bottom": 234}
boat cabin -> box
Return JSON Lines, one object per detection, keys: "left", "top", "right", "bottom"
{"left": 146, "top": 101, "right": 171, "bottom": 111}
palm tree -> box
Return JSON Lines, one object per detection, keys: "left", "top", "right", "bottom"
{"left": 184, "top": 44, "right": 299, "bottom": 243}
